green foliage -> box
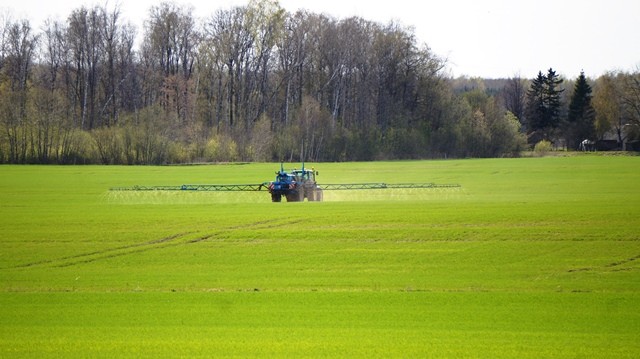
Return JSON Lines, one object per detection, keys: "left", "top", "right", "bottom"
{"left": 205, "top": 134, "right": 239, "bottom": 162}
{"left": 382, "top": 127, "right": 425, "bottom": 159}
{"left": 91, "top": 127, "right": 124, "bottom": 164}
{"left": 490, "top": 111, "right": 528, "bottom": 156}
{"left": 533, "top": 139, "right": 553, "bottom": 154}
{"left": 1, "top": 158, "right": 639, "bottom": 357}
{"left": 67, "top": 129, "right": 97, "bottom": 164}
{"left": 458, "top": 90, "right": 526, "bottom": 157}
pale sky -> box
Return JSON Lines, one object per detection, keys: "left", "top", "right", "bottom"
{"left": 3, "top": 0, "right": 639, "bottom": 79}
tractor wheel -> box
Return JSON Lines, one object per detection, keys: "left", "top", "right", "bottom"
{"left": 271, "top": 193, "right": 282, "bottom": 202}
{"left": 289, "top": 190, "right": 304, "bottom": 202}
{"left": 308, "top": 188, "right": 321, "bottom": 201}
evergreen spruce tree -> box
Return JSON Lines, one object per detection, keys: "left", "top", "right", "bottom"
{"left": 525, "top": 71, "right": 546, "bottom": 134}
{"left": 565, "top": 71, "right": 596, "bottom": 149}
{"left": 544, "top": 68, "right": 564, "bottom": 130}
{"left": 525, "top": 68, "right": 564, "bottom": 142}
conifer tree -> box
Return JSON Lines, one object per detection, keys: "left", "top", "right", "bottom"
{"left": 544, "top": 68, "right": 564, "bottom": 129}
{"left": 525, "top": 71, "right": 546, "bottom": 133}
{"left": 565, "top": 71, "right": 596, "bottom": 149}
{"left": 525, "top": 68, "right": 564, "bottom": 140}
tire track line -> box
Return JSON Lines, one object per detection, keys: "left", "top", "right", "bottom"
{"left": 6, "top": 232, "right": 194, "bottom": 269}
{"left": 6, "top": 218, "right": 305, "bottom": 269}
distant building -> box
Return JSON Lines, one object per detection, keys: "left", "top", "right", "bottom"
{"left": 596, "top": 125, "right": 640, "bottom": 151}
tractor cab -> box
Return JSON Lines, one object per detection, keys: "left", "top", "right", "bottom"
{"left": 291, "top": 168, "right": 317, "bottom": 183}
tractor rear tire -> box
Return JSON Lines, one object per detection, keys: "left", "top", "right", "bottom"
{"left": 308, "top": 188, "right": 322, "bottom": 201}
{"left": 285, "top": 193, "right": 301, "bottom": 202}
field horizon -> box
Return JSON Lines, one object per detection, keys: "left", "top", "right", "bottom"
{"left": 1, "top": 156, "right": 639, "bottom": 357}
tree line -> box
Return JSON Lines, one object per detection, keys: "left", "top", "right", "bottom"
{"left": 0, "top": 0, "right": 638, "bottom": 164}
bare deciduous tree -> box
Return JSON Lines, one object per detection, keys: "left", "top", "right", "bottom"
{"left": 502, "top": 75, "right": 526, "bottom": 125}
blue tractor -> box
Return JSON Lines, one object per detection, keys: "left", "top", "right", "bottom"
{"left": 267, "top": 164, "right": 323, "bottom": 202}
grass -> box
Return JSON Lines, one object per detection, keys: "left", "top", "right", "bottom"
{"left": 1, "top": 157, "right": 639, "bottom": 357}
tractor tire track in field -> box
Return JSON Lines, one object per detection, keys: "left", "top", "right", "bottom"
{"left": 605, "top": 254, "right": 640, "bottom": 272}
{"left": 187, "top": 219, "right": 305, "bottom": 244}
{"left": 5, "top": 219, "right": 304, "bottom": 269}
{"left": 6, "top": 232, "right": 193, "bottom": 269}
{"left": 567, "top": 254, "right": 640, "bottom": 273}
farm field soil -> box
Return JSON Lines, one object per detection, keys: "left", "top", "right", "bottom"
{"left": 1, "top": 157, "right": 639, "bottom": 357}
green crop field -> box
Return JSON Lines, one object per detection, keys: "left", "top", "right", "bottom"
{"left": 1, "top": 156, "right": 639, "bottom": 358}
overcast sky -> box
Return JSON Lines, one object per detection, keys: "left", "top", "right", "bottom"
{"left": 4, "top": 0, "right": 639, "bottom": 79}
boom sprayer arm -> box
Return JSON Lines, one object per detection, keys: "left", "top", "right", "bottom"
{"left": 109, "top": 163, "right": 461, "bottom": 202}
